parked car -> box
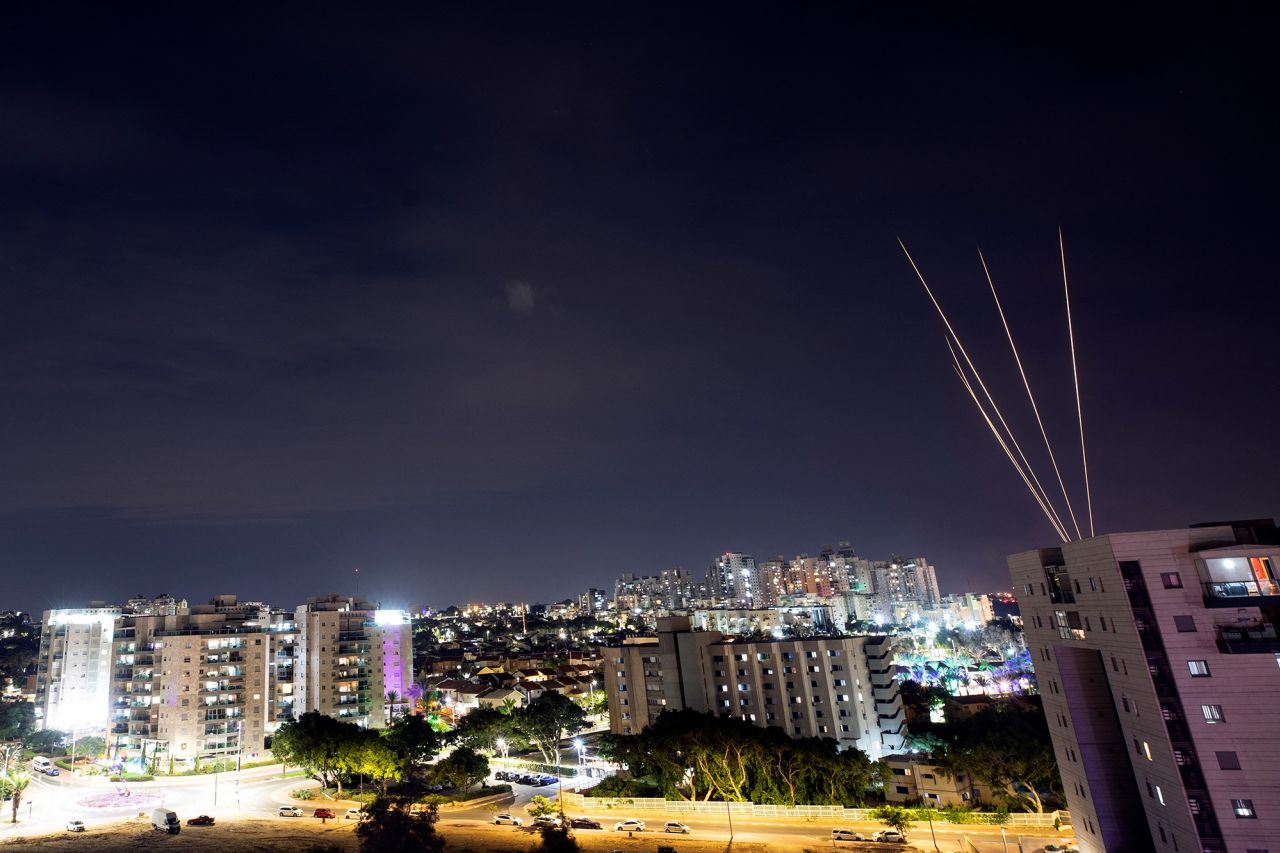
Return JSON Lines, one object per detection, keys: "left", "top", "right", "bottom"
{"left": 44, "top": 767, "right": 60, "bottom": 776}
{"left": 494, "top": 770, "right": 510, "bottom": 781}
{"left": 872, "top": 829, "right": 908, "bottom": 843}
{"left": 187, "top": 815, "right": 216, "bottom": 827}
{"left": 277, "top": 806, "right": 303, "bottom": 817}
{"left": 663, "top": 821, "right": 690, "bottom": 834}
{"left": 532, "top": 815, "right": 564, "bottom": 828}
{"left": 494, "top": 813, "right": 523, "bottom": 826}
{"left": 1043, "top": 847, "right": 1078, "bottom": 853}
{"left": 345, "top": 808, "right": 364, "bottom": 820}
{"left": 832, "top": 829, "right": 865, "bottom": 842}
{"left": 425, "top": 783, "right": 446, "bottom": 792}
{"left": 539, "top": 775, "right": 558, "bottom": 784}
{"left": 614, "top": 818, "right": 646, "bottom": 832}
{"left": 66, "top": 820, "right": 86, "bottom": 833}
{"left": 313, "top": 808, "right": 337, "bottom": 820}
{"left": 570, "top": 818, "right": 603, "bottom": 830}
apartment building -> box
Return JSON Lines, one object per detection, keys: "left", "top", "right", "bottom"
{"left": 603, "top": 616, "right": 904, "bottom": 760}
{"left": 882, "top": 753, "right": 1004, "bottom": 807}
{"left": 38, "top": 592, "right": 411, "bottom": 767}
{"left": 1010, "top": 520, "right": 1280, "bottom": 853}
{"left": 294, "top": 595, "right": 413, "bottom": 727}
{"left": 33, "top": 605, "right": 121, "bottom": 730}
{"left": 108, "top": 597, "right": 298, "bottom": 768}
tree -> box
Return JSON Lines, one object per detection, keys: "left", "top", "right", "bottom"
{"left": 513, "top": 693, "right": 588, "bottom": 767}
{"left": 355, "top": 796, "right": 445, "bottom": 853}
{"left": 434, "top": 746, "right": 489, "bottom": 793}
{"left": 0, "top": 614, "right": 38, "bottom": 691}
{"left": 871, "top": 805, "right": 914, "bottom": 837}
{"left": 1, "top": 771, "right": 31, "bottom": 823}
{"left": 535, "top": 823, "right": 581, "bottom": 853}
{"left": 272, "top": 711, "right": 365, "bottom": 795}
{"left": 71, "top": 735, "right": 106, "bottom": 760}
{"left": 351, "top": 730, "right": 402, "bottom": 793}
{"left": 23, "top": 728, "right": 65, "bottom": 755}
{"left": 449, "top": 706, "right": 513, "bottom": 752}
{"left": 0, "top": 702, "right": 35, "bottom": 742}
{"left": 939, "top": 704, "right": 1059, "bottom": 812}
{"left": 383, "top": 714, "right": 441, "bottom": 769}
{"left": 527, "top": 794, "right": 557, "bottom": 818}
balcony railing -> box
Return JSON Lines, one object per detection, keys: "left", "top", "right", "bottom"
{"left": 1216, "top": 623, "right": 1280, "bottom": 653}
{"left": 1203, "top": 580, "right": 1280, "bottom": 606}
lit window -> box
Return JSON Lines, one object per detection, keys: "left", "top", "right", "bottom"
{"left": 1202, "top": 704, "right": 1225, "bottom": 723}
{"left": 1143, "top": 741, "right": 1152, "bottom": 761}
{"left": 1188, "top": 660, "right": 1210, "bottom": 677}
{"left": 1160, "top": 572, "right": 1182, "bottom": 589}
{"left": 1232, "top": 799, "right": 1256, "bottom": 819}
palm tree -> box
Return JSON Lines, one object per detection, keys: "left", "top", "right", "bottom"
{"left": 3, "top": 771, "right": 30, "bottom": 823}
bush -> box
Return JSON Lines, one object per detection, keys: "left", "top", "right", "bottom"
{"left": 584, "top": 776, "right": 659, "bottom": 798}
{"left": 292, "top": 788, "right": 315, "bottom": 800}
{"left": 941, "top": 804, "right": 977, "bottom": 824}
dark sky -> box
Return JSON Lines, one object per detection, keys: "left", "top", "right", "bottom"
{"left": 3, "top": 7, "right": 1278, "bottom": 614}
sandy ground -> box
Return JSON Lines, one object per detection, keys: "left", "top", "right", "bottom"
{"left": 0, "top": 816, "right": 786, "bottom": 853}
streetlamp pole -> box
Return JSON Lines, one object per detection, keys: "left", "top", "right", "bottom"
{"left": 726, "top": 797, "right": 734, "bottom": 843}
{"left": 1000, "top": 826, "right": 1009, "bottom": 853}
{"left": 926, "top": 808, "right": 940, "bottom": 852}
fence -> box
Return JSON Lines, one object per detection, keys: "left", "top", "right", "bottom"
{"left": 560, "top": 792, "right": 1069, "bottom": 829}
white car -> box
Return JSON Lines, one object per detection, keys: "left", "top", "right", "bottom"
{"left": 66, "top": 820, "right": 86, "bottom": 833}
{"left": 872, "top": 829, "right": 908, "bottom": 843}
{"left": 663, "top": 821, "right": 690, "bottom": 834}
{"left": 278, "top": 806, "right": 303, "bottom": 817}
{"left": 614, "top": 818, "right": 646, "bottom": 832}
{"left": 832, "top": 829, "right": 865, "bottom": 841}
{"left": 494, "top": 813, "right": 523, "bottom": 826}
{"left": 345, "top": 807, "right": 364, "bottom": 820}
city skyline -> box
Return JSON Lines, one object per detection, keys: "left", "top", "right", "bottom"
{"left": 3, "top": 9, "right": 1278, "bottom": 618}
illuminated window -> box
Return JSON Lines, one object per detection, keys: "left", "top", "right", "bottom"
{"left": 1202, "top": 704, "right": 1225, "bottom": 723}
{"left": 1188, "top": 660, "right": 1211, "bottom": 677}
{"left": 1232, "top": 799, "right": 1256, "bottom": 818}
{"left": 1160, "top": 572, "right": 1182, "bottom": 588}
{"left": 1143, "top": 741, "right": 1152, "bottom": 761}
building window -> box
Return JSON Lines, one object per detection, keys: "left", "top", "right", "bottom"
{"left": 1188, "top": 660, "right": 1211, "bottom": 677}
{"left": 1161, "top": 572, "right": 1182, "bottom": 589}
{"left": 1217, "top": 751, "right": 1241, "bottom": 770}
{"left": 1232, "top": 799, "right": 1256, "bottom": 819}
{"left": 1143, "top": 741, "right": 1152, "bottom": 761}
{"left": 1173, "top": 615, "right": 1196, "bottom": 632}
{"left": 1202, "top": 704, "right": 1225, "bottom": 723}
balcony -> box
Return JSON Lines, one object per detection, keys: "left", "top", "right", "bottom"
{"left": 1216, "top": 623, "right": 1280, "bottom": 654}
{"left": 1203, "top": 580, "right": 1280, "bottom": 608}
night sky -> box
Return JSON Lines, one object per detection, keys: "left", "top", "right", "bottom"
{"left": 3, "top": 8, "right": 1277, "bottom": 613}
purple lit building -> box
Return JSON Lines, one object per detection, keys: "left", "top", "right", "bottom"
{"left": 1010, "top": 520, "right": 1280, "bottom": 853}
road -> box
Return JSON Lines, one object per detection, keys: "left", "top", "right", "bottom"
{"left": 3, "top": 768, "right": 1077, "bottom": 853}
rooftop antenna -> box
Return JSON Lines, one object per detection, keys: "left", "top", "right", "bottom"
{"left": 899, "top": 238, "right": 1069, "bottom": 537}
{"left": 354, "top": 566, "right": 360, "bottom": 602}
{"left": 980, "top": 249, "right": 1083, "bottom": 540}
{"left": 1060, "top": 228, "right": 1095, "bottom": 537}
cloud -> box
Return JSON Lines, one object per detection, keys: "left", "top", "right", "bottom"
{"left": 505, "top": 279, "right": 536, "bottom": 314}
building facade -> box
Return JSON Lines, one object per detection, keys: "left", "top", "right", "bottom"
{"left": 603, "top": 616, "right": 904, "bottom": 760}
{"left": 1010, "top": 520, "right": 1280, "bottom": 853}
{"left": 33, "top": 605, "right": 121, "bottom": 731}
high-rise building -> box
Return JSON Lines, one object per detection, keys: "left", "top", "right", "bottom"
{"left": 602, "top": 616, "right": 904, "bottom": 760}
{"left": 34, "top": 605, "right": 122, "bottom": 731}
{"left": 294, "top": 594, "right": 413, "bottom": 728}
{"left": 708, "top": 552, "right": 759, "bottom": 607}
{"left": 107, "top": 596, "right": 299, "bottom": 769}
{"left": 1010, "top": 520, "right": 1280, "bottom": 853}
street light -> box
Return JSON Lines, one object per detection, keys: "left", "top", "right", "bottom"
{"left": 495, "top": 737, "right": 508, "bottom": 761}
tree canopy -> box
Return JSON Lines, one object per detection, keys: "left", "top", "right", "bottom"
{"left": 931, "top": 702, "right": 1060, "bottom": 812}
{"left": 355, "top": 797, "right": 445, "bottom": 853}
{"left": 600, "top": 709, "right": 876, "bottom": 806}
{"left": 513, "top": 692, "right": 588, "bottom": 766}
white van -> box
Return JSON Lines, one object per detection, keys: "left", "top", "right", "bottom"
{"left": 151, "top": 808, "right": 180, "bottom": 834}
{"left": 31, "top": 756, "right": 52, "bottom": 772}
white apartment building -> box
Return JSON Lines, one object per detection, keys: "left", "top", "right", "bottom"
{"left": 34, "top": 605, "right": 121, "bottom": 730}
{"left": 604, "top": 616, "right": 904, "bottom": 760}
{"left": 294, "top": 595, "right": 413, "bottom": 728}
